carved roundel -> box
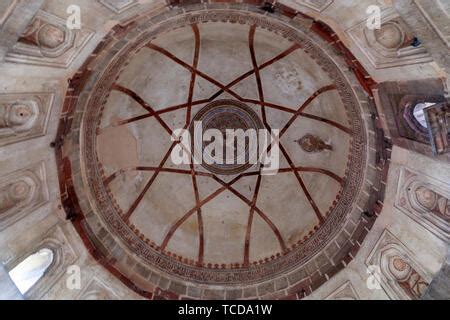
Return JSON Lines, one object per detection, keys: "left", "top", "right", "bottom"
{"left": 58, "top": 4, "right": 381, "bottom": 298}
{"left": 374, "top": 22, "right": 405, "bottom": 50}
{"left": 190, "top": 99, "right": 263, "bottom": 175}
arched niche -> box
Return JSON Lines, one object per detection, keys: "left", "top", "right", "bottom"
{"left": 8, "top": 248, "right": 54, "bottom": 294}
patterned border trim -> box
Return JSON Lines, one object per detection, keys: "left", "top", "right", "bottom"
{"left": 189, "top": 99, "right": 264, "bottom": 175}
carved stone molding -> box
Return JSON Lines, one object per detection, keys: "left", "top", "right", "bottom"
{"left": 424, "top": 103, "right": 450, "bottom": 155}
{"left": 393, "top": 0, "right": 450, "bottom": 93}
{"left": 374, "top": 80, "right": 449, "bottom": 160}
{"left": 0, "top": 0, "right": 44, "bottom": 61}
{"left": 0, "top": 162, "right": 49, "bottom": 231}
{"left": 0, "top": 92, "right": 54, "bottom": 147}
{"left": 399, "top": 95, "right": 446, "bottom": 144}
{"left": 0, "top": 0, "right": 18, "bottom": 27}
{"left": 325, "top": 281, "right": 359, "bottom": 300}
{"left": 6, "top": 10, "right": 93, "bottom": 68}
{"left": 5, "top": 225, "right": 78, "bottom": 299}
{"left": 98, "top": 0, "right": 139, "bottom": 13}
{"left": 395, "top": 167, "right": 450, "bottom": 242}
{"left": 293, "top": 0, "right": 333, "bottom": 12}
{"left": 347, "top": 7, "right": 433, "bottom": 69}
{"left": 366, "top": 229, "right": 432, "bottom": 300}
{"left": 77, "top": 277, "right": 119, "bottom": 300}
{"left": 415, "top": 0, "right": 450, "bottom": 48}
{"left": 0, "top": 263, "right": 23, "bottom": 300}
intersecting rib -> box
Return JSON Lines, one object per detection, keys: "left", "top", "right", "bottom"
{"left": 103, "top": 99, "right": 211, "bottom": 131}
{"left": 299, "top": 112, "right": 352, "bottom": 135}
{"left": 208, "top": 43, "right": 300, "bottom": 101}
{"left": 111, "top": 83, "right": 152, "bottom": 112}
{"left": 222, "top": 183, "right": 288, "bottom": 254}
{"left": 159, "top": 185, "right": 228, "bottom": 251}
{"left": 280, "top": 84, "right": 337, "bottom": 138}
{"left": 111, "top": 83, "right": 173, "bottom": 136}
{"left": 242, "top": 99, "right": 296, "bottom": 114}
{"left": 122, "top": 142, "right": 177, "bottom": 222}
{"left": 104, "top": 167, "right": 214, "bottom": 186}
{"left": 279, "top": 143, "right": 324, "bottom": 224}
{"left": 112, "top": 27, "right": 344, "bottom": 257}
{"left": 159, "top": 170, "right": 269, "bottom": 252}
{"left": 187, "top": 24, "right": 205, "bottom": 264}
{"left": 147, "top": 43, "right": 245, "bottom": 102}
{"left": 205, "top": 173, "right": 287, "bottom": 255}
{"left": 159, "top": 176, "right": 237, "bottom": 251}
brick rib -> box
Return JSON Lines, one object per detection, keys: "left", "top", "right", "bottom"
{"left": 278, "top": 167, "right": 344, "bottom": 186}
{"left": 299, "top": 112, "right": 352, "bottom": 135}
{"left": 280, "top": 84, "right": 337, "bottom": 138}
{"left": 279, "top": 144, "right": 324, "bottom": 224}
{"left": 243, "top": 174, "right": 262, "bottom": 266}
{"left": 159, "top": 173, "right": 246, "bottom": 251}
{"left": 186, "top": 24, "right": 200, "bottom": 125}
{"left": 208, "top": 43, "right": 300, "bottom": 101}
{"left": 122, "top": 142, "right": 178, "bottom": 222}
{"left": 187, "top": 24, "right": 204, "bottom": 264}
{"left": 101, "top": 99, "right": 211, "bottom": 132}
{"left": 147, "top": 43, "right": 245, "bottom": 102}
{"left": 220, "top": 183, "right": 288, "bottom": 254}
{"left": 111, "top": 83, "right": 173, "bottom": 135}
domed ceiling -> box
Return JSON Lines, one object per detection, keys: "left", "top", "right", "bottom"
{"left": 57, "top": 4, "right": 386, "bottom": 299}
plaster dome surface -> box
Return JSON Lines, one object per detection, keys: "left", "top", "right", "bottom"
{"left": 60, "top": 8, "right": 377, "bottom": 294}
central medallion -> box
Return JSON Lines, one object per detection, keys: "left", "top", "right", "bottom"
{"left": 190, "top": 99, "right": 264, "bottom": 175}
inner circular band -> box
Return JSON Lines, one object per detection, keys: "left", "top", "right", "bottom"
{"left": 190, "top": 99, "right": 264, "bottom": 175}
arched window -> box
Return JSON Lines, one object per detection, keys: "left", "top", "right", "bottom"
{"left": 399, "top": 95, "right": 444, "bottom": 144}
{"left": 413, "top": 102, "right": 435, "bottom": 128}
{"left": 8, "top": 248, "right": 54, "bottom": 294}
